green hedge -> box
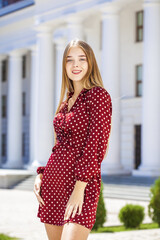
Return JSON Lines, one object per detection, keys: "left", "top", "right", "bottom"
{"left": 119, "top": 204, "right": 145, "bottom": 229}
{"left": 92, "top": 180, "right": 107, "bottom": 230}
{"left": 148, "top": 177, "right": 160, "bottom": 226}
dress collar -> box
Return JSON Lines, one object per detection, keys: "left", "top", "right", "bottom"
{"left": 68, "top": 88, "right": 88, "bottom": 97}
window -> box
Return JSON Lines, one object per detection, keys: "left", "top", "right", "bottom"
{"left": 0, "top": 0, "right": 35, "bottom": 17}
{"left": 2, "top": 59, "right": 7, "bottom": 82}
{"left": 136, "top": 65, "right": 142, "bottom": 97}
{"left": 1, "top": 0, "right": 24, "bottom": 8}
{"left": 22, "top": 132, "right": 25, "bottom": 156}
{"left": 2, "top": 95, "right": 7, "bottom": 117}
{"left": 22, "top": 92, "right": 26, "bottom": 116}
{"left": 134, "top": 125, "right": 141, "bottom": 169}
{"left": 136, "top": 11, "right": 143, "bottom": 42}
{"left": 2, "top": 133, "right": 6, "bottom": 157}
{"left": 22, "top": 55, "right": 26, "bottom": 78}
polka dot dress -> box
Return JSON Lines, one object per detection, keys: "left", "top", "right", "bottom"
{"left": 36, "top": 86, "right": 112, "bottom": 230}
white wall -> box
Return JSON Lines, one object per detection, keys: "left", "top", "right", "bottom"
{"left": 120, "top": 1, "right": 143, "bottom": 171}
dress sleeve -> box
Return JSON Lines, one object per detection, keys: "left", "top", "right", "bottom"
{"left": 36, "top": 166, "right": 45, "bottom": 175}
{"left": 74, "top": 87, "right": 112, "bottom": 183}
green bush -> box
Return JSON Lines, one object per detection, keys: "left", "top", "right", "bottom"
{"left": 118, "top": 204, "right": 145, "bottom": 229}
{"left": 92, "top": 180, "right": 107, "bottom": 230}
{"left": 0, "top": 234, "right": 19, "bottom": 240}
{"left": 148, "top": 177, "right": 160, "bottom": 226}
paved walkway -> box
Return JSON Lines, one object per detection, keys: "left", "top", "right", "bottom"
{"left": 0, "top": 189, "right": 159, "bottom": 240}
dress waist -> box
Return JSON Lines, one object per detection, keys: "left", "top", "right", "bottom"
{"left": 52, "top": 134, "right": 77, "bottom": 153}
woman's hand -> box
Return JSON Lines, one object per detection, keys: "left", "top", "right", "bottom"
{"left": 34, "top": 174, "right": 45, "bottom": 207}
{"left": 64, "top": 188, "right": 85, "bottom": 220}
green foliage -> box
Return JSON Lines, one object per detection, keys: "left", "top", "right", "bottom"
{"left": 92, "top": 180, "right": 107, "bottom": 230}
{"left": 0, "top": 234, "right": 19, "bottom": 240}
{"left": 118, "top": 204, "right": 145, "bottom": 229}
{"left": 148, "top": 177, "right": 160, "bottom": 226}
{"left": 90, "top": 222, "right": 159, "bottom": 233}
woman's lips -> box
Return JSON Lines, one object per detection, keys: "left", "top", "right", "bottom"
{"left": 72, "top": 70, "right": 82, "bottom": 75}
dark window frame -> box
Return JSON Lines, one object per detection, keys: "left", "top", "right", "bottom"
{"left": 136, "top": 10, "right": 144, "bottom": 42}
{"left": 2, "top": 59, "right": 7, "bottom": 82}
{"left": 22, "top": 55, "right": 26, "bottom": 79}
{"left": 136, "top": 64, "right": 143, "bottom": 97}
{"left": 2, "top": 95, "right": 7, "bottom": 118}
{"left": 134, "top": 125, "right": 141, "bottom": 169}
{"left": 22, "top": 91, "right": 26, "bottom": 116}
{"left": 22, "top": 132, "right": 25, "bottom": 157}
{"left": 2, "top": 133, "right": 6, "bottom": 157}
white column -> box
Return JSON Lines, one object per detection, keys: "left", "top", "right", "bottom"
{"left": 27, "top": 46, "right": 38, "bottom": 169}
{"left": 100, "top": 7, "right": 126, "bottom": 175}
{"left": 3, "top": 50, "right": 23, "bottom": 169}
{"left": 133, "top": 0, "right": 160, "bottom": 176}
{"left": 30, "top": 25, "right": 54, "bottom": 167}
{"left": 54, "top": 37, "right": 66, "bottom": 109}
{"left": 66, "top": 17, "right": 85, "bottom": 42}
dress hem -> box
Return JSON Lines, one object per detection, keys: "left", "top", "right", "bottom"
{"left": 38, "top": 216, "right": 93, "bottom": 231}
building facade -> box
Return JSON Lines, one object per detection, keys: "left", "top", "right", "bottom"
{"left": 0, "top": 0, "right": 160, "bottom": 176}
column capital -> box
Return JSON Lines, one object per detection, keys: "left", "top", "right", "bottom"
{"left": 0, "top": 55, "right": 7, "bottom": 61}
{"left": 35, "top": 23, "right": 54, "bottom": 34}
{"left": 29, "top": 45, "right": 37, "bottom": 53}
{"left": 8, "top": 49, "right": 27, "bottom": 58}
{"left": 100, "top": 4, "right": 122, "bottom": 19}
{"left": 65, "top": 15, "right": 84, "bottom": 25}
{"left": 54, "top": 37, "right": 66, "bottom": 50}
{"left": 53, "top": 27, "right": 67, "bottom": 44}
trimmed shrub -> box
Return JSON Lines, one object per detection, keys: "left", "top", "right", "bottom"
{"left": 92, "top": 180, "right": 107, "bottom": 230}
{"left": 118, "top": 204, "right": 145, "bottom": 228}
{"left": 148, "top": 177, "right": 160, "bottom": 226}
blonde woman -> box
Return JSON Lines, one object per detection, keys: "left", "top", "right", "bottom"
{"left": 34, "top": 39, "right": 112, "bottom": 240}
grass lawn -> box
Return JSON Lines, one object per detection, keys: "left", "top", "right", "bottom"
{"left": 91, "top": 222, "right": 159, "bottom": 233}
{"left": 0, "top": 234, "right": 20, "bottom": 240}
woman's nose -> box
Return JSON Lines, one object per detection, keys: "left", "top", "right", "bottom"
{"left": 73, "top": 60, "right": 79, "bottom": 67}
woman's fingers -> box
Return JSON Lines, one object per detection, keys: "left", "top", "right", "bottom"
{"left": 64, "top": 204, "right": 80, "bottom": 220}
{"left": 34, "top": 183, "right": 45, "bottom": 206}
{"left": 64, "top": 204, "right": 73, "bottom": 220}
{"left": 71, "top": 205, "right": 79, "bottom": 218}
{"left": 78, "top": 204, "right": 82, "bottom": 215}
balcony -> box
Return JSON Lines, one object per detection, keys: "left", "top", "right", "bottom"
{"left": 0, "top": 0, "right": 35, "bottom": 17}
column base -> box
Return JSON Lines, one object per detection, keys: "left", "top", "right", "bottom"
{"left": 133, "top": 167, "right": 160, "bottom": 177}
{"left": 2, "top": 162, "right": 23, "bottom": 169}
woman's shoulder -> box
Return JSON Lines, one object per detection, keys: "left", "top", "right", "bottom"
{"left": 86, "top": 86, "right": 111, "bottom": 101}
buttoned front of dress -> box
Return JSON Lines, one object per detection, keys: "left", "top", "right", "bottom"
{"left": 36, "top": 86, "right": 112, "bottom": 230}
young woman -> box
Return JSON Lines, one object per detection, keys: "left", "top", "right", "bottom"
{"left": 34, "top": 39, "right": 112, "bottom": 240}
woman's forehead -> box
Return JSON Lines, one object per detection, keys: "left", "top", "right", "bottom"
{"left": 67, "top": 46, "right": 86, "bottom": 56}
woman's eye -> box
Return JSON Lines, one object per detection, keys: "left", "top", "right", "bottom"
{"left": 80, "top": 58, "right": 86, "bottom": 61}
{"left": 66, "top": 59, "right": 72, "bottom": 62}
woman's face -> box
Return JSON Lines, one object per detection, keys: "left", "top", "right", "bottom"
{"left": 66, "top": 46, "right": 88, "bottom": 82}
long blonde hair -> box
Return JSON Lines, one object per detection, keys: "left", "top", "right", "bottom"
{"left": 54, "top": 39, "right": 111, "bottom": 157}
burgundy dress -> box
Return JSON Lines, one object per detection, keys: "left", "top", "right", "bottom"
{"left": 36, "top": 86, "right": 112, "bottom": 230}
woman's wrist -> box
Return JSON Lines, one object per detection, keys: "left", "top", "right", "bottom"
{"left": 74, "top": 180, "right": 87, "bottom": 192}
{"left": 37, "top": 173, "right": 43, "bottom": 179}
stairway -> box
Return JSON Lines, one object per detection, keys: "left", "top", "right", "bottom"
{"left": 12, "top": 174, "right": 158, "bottom": 202}
{"left": 101, "top": 175, "right": 157, "bottom": 202}
{"left": 11, "top": 175, "right": 36, "bottom": 191}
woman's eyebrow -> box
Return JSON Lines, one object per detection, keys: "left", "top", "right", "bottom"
{"left": 66, "top": 55, "right": 86, "bottom": 58}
